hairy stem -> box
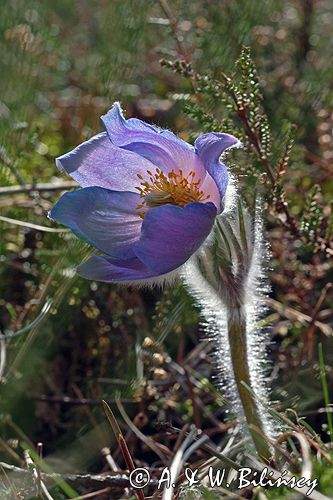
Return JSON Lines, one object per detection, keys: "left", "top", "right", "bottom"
{"left": 227, "top": 306, "right": 271, "bottom": 461}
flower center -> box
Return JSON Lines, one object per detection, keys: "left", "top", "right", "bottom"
{"left": 135, "top": 168, "right": 210, "bottom": 218}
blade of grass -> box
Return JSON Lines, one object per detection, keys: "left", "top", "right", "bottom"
{"left": 102, "top": 401, "right": 145, "bottom": 500}
{"left": 21, "top": 443, "right": 78, "bottom": 499}
{"left": 318, "top": 343, "right": 333, "bottom": 442}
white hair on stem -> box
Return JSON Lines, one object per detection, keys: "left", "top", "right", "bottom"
{"left": 242, "top": 208, "right": 275, "bottom": 439}
{"left": 182, "top": 192, "right": 276, "bottom": 458}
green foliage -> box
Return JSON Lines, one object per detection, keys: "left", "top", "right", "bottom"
{"left": 300, "top": 184, "right": 323, "bottom": 241}
{"left": 162, "top": 47, "right": 276, "bottom": 182}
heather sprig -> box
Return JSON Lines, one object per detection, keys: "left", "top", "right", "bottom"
{"left": 161, "top": 47, "right": 301, "bottom": 238}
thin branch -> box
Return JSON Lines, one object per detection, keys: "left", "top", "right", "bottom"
{"left": 0, "top": 331, "right": 6, "bottom": 382}
{"left": 0, "top": 181, "right": 76, "bottom": 196}
{"left": 303, "top": 283, "right": 332, "bottom": 359}
{"left": 102, "top": 401, "right": 146, "bottom": 500}
{"left": 35, "top": 395, "right": 137, "bottom": 406}
{"left": 0, "top": 462, "right": 145, "bottom": 489}
{"left": 304, "top": 150, "right": 333, "bottom": 173}
{"left": 115, "top": 395, "right": 169, "bottom": 463}
{"left": 24, "top": 450, "right": 55, "bottom": 500}
{"left": 267, "top": 297, "right": 332, "bottom": 337}
{"left": 0, "top": 215, "right": 68, "bottom": 233}
{"left": 158, "top": 0, "right": 190, "bottom": 62}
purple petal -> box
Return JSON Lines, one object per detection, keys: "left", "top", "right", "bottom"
{"left": 78, "top": 255, "right": 157, "bottom": 282}
{"left": 201, "top": 173, "right": 221, "bottom": 211}
{"left": 56, "top": 132, "right": 155, "bottom": 192}
{"left": 49, "top": 188, "right": 142, "bottom": 259}
{"left": 101, "top": 103, "right": 207, "bottom": 179}
{"left": 195, "top": 133, "right": 240, "bottom": 200}
{"left": 133, "top": 202, "right": 217, "bottom": 274}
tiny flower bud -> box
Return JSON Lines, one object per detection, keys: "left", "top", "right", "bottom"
{"left": 143, "top": 336, "right": 155, "bottom": 348}
{"left": 153, "top": 353, "right": 164, "bottom": 365}
{"left": 153, "top": 368, "right": 168, "bottom": 380}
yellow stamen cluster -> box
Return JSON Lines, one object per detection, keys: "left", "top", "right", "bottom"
{"left": 135, "top": 168, "right": 210, "bottom": 218}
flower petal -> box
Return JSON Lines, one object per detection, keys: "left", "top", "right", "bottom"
{"left": 49, "top": 188, "right": 142, "bottom": 259}
{"left": 77, "top": 255, "right": 157, "bottom": 282}
{"left": 195, "top": 132, "right": 240, "bottom": 199}
{"left": 201, "top": 172, "right": 221, "bottom": 212}
{"left": 101, "top": 102, "right": 206, "bottom": 179}
{"left": 56, "top": 132, "right": 155, "bottom": 192}
{"left": 133, "top": 202, "right": 216, "bottom": 274}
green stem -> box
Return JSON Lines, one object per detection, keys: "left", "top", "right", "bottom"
{"left": 227, "top": 306, "right": 271, "bottom": 461}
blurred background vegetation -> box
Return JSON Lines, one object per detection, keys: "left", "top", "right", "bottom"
{"left": 0, "top": 0, "right": 332, "bottom": 498}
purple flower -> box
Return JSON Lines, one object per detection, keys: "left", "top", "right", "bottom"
{"left": 49, "top": 103, "right": 239, "bottom": 284}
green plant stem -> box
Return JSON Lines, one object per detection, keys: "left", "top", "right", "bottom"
{"left": 227, "top": 306, "right": 271, "bottom": 461}
{"left": 318, "top": 343, "right": 333, "bottom": 442}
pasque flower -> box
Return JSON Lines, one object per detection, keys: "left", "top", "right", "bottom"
{"left": 49, "top": 103, "right": 239, "bottom": 283}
